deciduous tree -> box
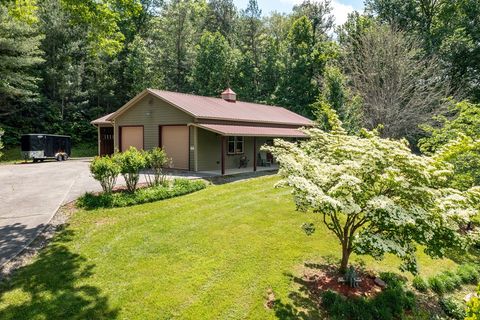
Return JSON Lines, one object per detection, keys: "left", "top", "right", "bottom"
{"left": 344, "top": 24, "right": 450, "bottom": 142}
{"left": 266, "top": 120, "right": 479, "bottom": 273}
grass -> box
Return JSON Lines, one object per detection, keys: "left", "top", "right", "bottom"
{"left": 0, "top": 142, "right": 97, "bottom": 163}
{"left": 0, "top": 175, "right": 461, "bottom": 319}
{"left": 77, "top": 179, "right": 207, "bottom": 209}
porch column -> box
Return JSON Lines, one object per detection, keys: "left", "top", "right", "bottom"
{"left": 253, "top": 137, "right": 257, "bottom": 172}
{"left": 221, "top": 135, "right": 225, "bottom": 175}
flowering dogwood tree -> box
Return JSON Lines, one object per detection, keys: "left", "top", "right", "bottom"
{"left": 265, "top": 123, "right": 479, "bottom": 273}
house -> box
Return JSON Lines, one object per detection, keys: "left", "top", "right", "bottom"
{"left": 91, "top": 88, "right": 313, "bottom": 175}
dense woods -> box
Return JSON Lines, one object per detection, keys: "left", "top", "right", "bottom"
{"left": 1, "top": 0, "right": 480, "bottom": 150}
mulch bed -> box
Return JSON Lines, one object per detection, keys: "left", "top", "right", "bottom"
{"left": 302, "top": 264, "right": 383, "bottom": 299}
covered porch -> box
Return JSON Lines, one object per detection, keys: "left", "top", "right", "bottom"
{"left": 198, "top": 163, "right": 280, "bottom": 176}
{"left": 190, "top": 123, "right": 306, "bottom": 175}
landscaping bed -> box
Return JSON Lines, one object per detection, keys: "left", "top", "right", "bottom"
{"left": 77, "top": 178, "right": 207, "bottom": 209}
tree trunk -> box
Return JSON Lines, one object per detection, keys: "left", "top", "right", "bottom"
{"left": 340, "top": 244, "right": 351, "bottom": 273}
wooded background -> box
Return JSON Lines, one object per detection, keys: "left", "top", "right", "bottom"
{"left": 1, "top": 0, "right": 479, "bottom": 148}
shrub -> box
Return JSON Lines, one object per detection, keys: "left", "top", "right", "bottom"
{"left": 115, "top": 147, "right": 147, "bottom": 193}
{"left": 90, "top": 155, "right": 120, "bottom": 193}
{"left": 457, "top": 264, "right": 480, "bottom": 284}
{"left": 320, "top": 282, "right": 415, "bottom": 320}
{"left": 428, "top": 276, "right": 446, "bottom": 295}
{"left": 77, "top": 179, "right": 207, "bottom": 209}
{"left": 145, "top": 147, "right": 170, "bottom": 187}
{"left": 442, "top": 271, "right": 462, "bottom": 290}
{"left": 466, "top": 284, "right": 480, "bottom": 319}
{"left": 439, "top": 297, "right": 465, "bottom": 319}
{"left": 412, "top": 276, "right": 429, "bottom": 292}
{"left": 379, "top": 272, "right": 407, "bottom": 288}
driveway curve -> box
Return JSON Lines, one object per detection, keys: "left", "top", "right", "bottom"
{"left": 0, "top": 159, "right": 102, "bottom": 266}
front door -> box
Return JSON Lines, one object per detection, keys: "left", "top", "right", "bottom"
{"left": 100, "top": 127, "right": 114, "bottom": 156}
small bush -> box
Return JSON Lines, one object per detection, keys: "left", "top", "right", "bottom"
{"left": 429, "top": 276, "right": 446, "bottom": 295}
{"left": 90, "top": 155, "right": 120, "bottom": 193}
{"left": 379, "top": 272, "right": 407, "bottom": 288}
{"left": 439, "top": 297, "right": 466, "bottom": 320}
{"left": 457, "top": 264, "right": 480, "bottom": 284}
{"left": 77, "top": 179, "right": 207, "bottom": 209}
{"left": 412, "top": 276, "right": 429, "bottom": 292}
{"left": 442, "top": 271, "right": 462, "bottom": 290}
{"left": 115, "top": 147, "right": 147, "bottom": 193}
{"left": 145, "top": 147, "right": 170, "bottom": 187}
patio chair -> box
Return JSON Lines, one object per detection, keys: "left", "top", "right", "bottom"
{"left": 257, "top": 152, "right": 272, "bottom": 167}
{"left": 239, "top": 156, "right": 249, "bottom": 168}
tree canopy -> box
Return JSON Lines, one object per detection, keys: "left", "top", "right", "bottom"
{"left": 266, "top": 124, "right": 479, "bottom": 273}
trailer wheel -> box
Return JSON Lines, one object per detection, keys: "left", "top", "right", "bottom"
{"left": 33, "top": 158, "right": 38, "bottom": 163}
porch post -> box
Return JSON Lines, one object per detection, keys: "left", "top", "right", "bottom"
{"left": 221, "top": 135, "right": 225, "bottom": 175}
{"left": 253, "top": 137, "right": 257, "bottom": 172}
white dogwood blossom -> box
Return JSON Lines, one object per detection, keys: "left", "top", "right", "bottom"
{"left": 265, "top": 126, "right": 479, "bottom": 273}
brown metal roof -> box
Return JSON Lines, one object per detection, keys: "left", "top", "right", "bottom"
{"left": 103, "top": 89, "right": 314, "bottom": 126}
{"left": 191, "top": 123, "right": 308, "bottom": 137}
{"left": 91, "top": 112, "right": 114, "bottom": 125}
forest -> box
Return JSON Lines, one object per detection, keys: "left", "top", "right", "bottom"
{"left": 0, "top": 0, "right": 479, "bottom": 150}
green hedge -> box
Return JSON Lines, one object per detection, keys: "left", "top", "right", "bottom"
{"left": 77, "top": 179, "right": 207, "bottom": 209}
{"left": 413, "top": 263, "right": 480, "bottom": 295}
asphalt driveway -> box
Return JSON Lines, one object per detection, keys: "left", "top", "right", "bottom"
{"left": 0, "top": 159, "right": 104, "bottom": 266}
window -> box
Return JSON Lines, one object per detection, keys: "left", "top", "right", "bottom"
{"left": 227, "top": 136, "right": 244, "bottom": 154}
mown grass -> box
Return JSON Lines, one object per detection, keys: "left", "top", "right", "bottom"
{"left": 0, "top": 143, "right": 97, "bottom": 163}
{"left": 0, "top": 175, "right": 460, "bottom": 319}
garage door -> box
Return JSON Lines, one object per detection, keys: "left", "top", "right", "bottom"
{"left": 162, "top": 125, "right": 189, "bottom": 170}
{"left": 121, "top": 126, "right": 143, "bottom": 152}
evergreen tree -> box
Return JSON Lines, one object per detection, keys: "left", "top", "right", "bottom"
{"left": 0, "top": 2, "right": 44, "bottom": 144}
{"left": 192, "top": 31, "right": 234, "bottom": 96}
{"left": 292, "top": 0, "right": 334, "bottom": 40}
{"left": 276, "top": 16, "right": 323, "bottom": 118}
{"left": 123, "top": 35, "right": 163, "bottom": 98}
{"left": 204, "top": 0, "right": 237, "bottom": 43}
{"left": 157, "top": 0, "right": 207, "bottom": 92}
{"left": 235, "top": 0, "right": 262, "bottom": 101}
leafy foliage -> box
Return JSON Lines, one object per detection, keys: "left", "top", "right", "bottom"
{"left": 77, "top": 178, "right": 206, "bottom": 209}
{"left": 439, "top": 297, "right": 465, "bottom": 320}
{"left": 412, "top": 276, "right": 428, "bottom": 292}
{"left": 466, "top": 285, "right": 480, "bottom": 320}
{"left": 144, "top": 147, "right": 170, "bottom": 187}
{"left": 420, "top": 100, "right": 480, "bottom": 190}
{"left": 265, "top": 122, "right": 479, "bottom": 273}
{"left": 90, "top": 155, "right": 121, "bottom": 193}
{"left": 321, "top": 282, "right": 416, "bottom": 320}
{"left": 115, "top": 147, "right": 146, "bottom": 193}
{"left": 193, "top": 31, "right": 234, "bottom": 96}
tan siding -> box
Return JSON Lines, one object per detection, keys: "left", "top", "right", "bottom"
{"left": 114, "top": 95, "right": 193, "bottom": 151}
{"left": 197, "top": 129, "right": 221, "bottom": 171}
{"left": 189, "top": 126, "right": 195, "bottom": 171}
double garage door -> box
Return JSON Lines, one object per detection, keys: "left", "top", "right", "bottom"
{"left": 120, "top": 125, "right": 189, "bottom": 170}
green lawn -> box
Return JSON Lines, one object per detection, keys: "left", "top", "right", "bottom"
{"left": 0, "top": 143, "right": 97, "bottom": 163}
{"left": 0, "top": 175, "right": 459, "bottom": 319}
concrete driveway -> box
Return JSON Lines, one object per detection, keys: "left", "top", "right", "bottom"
{"left": 0, "top": 159, "right": 105, "bottom": 266}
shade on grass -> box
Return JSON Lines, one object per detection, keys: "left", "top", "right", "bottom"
{"left": 0, "top": 175, "right": 459, "bottom": 319}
